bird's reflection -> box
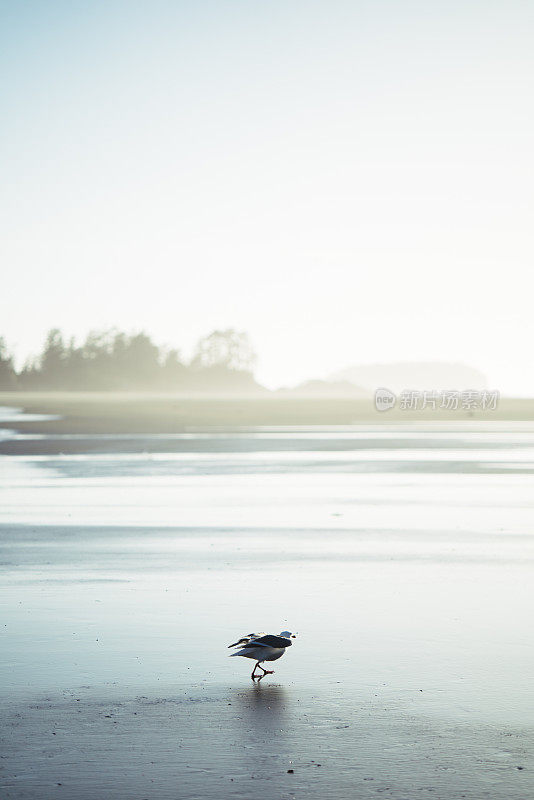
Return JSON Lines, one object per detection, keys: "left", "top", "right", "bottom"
{"left": 232, "top": 683, "right": 287, "bottom": 716}
{"left": 227, "top": 684, "right": 292, "bottom": 784}
{"left": 249, "top": 683, "right": 287, "bottom": 713}
{"left": 231, "top": 683, "right": 289, "bottom": 752}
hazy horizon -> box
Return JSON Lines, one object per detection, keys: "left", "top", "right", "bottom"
{"left": 0, "top": 322, "right": 510, "bottom": 400}
{"left": 2, "top": 1, "right": 533, "bottom": 393}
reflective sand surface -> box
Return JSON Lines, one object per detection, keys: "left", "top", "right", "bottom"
{"left": 1, "top": 416, "right": 534, "bottom": 798}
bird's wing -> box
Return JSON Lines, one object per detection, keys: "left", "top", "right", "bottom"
{"left": 252, "top": 635, "right": 292, "bottom": 648}
{"left": 227, "top": 632, "right": 265, "bottom": 649}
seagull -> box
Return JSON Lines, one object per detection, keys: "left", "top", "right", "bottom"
{"left": 228, "top": 631, "right": 296, "bottom": 681}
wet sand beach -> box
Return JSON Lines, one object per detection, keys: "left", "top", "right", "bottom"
{"left": 1, "top": 392, "right": 533, "bottom": 436}
{"left": 1, "top": 404, "right": 534, "bottom": 799}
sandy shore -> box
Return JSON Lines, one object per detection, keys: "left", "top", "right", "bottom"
{"left": 3, "top": 681, "right": 532, "bottom": 800}
{"left": 1, "top": 391, "right": 532, "bottom": 435}
{"left": 2, "top": 518, "right": 534, "bottom": 799}
{"left": 1, "top": 410, "right": 534, "bottom": 798}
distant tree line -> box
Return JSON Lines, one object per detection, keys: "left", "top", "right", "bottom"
{"left": 0, "top": 329, "right": 260, "bottom": 391}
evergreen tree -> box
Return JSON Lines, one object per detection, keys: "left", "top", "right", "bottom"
{"left": 0, "top": 338, "right": 17, "bottom": 389}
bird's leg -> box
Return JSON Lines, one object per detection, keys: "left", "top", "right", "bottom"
{"left": 251, "top": 662, "right": 260, "bottom": 681}
{"left": 256, "top": 665, "right": 275, "bottom": 682}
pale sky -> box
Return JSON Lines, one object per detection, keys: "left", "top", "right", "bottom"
{"left": 1, "top": 0, "right": 533, "bottom": 392}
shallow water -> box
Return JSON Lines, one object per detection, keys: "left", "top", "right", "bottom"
{"left": 1, "top": 415, "right": 534, "bottom": 798}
